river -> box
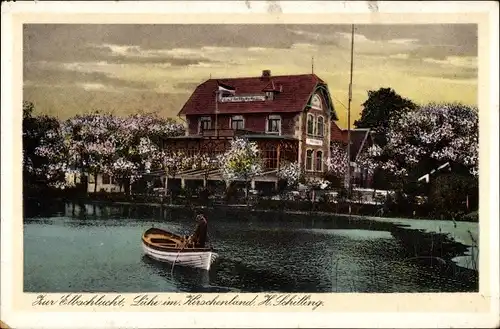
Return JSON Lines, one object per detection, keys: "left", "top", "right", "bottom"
{"left": 23, "top": 201, "right": 478, "bottom": 293}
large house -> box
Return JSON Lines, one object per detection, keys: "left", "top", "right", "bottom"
{"left": 161, "top": 69, "right": 340, "bottom": 190}
{"left": 82, "top": 70, "right": 375, "bottom": 193}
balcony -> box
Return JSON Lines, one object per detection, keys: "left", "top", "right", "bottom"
{"left": 199, "top": 128, "right": 265, "bottom": 138}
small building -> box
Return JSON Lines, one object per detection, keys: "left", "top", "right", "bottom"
{"left": 87, "top": 173, "right": 121, "bottom": 193}
{"left": 162, "top": 70, "right": 340, "bottom": 190}
{"left": 330, "top": 126, "right": 376, "bottom": 188}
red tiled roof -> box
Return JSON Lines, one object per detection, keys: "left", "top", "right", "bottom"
{"left": 331, "top": 128, "right": 374, "bottom": 161}
{"left": 178, "top": 74, "right": 327, "bottom": 116}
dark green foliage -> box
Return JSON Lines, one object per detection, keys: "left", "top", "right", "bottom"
{"left": 23, "top": 101, "right": 69, "bottom": 193}
{"left": 428, "top": 173, "right": 479, "bottom": 220}
{"left": 354, "top": 88, "right": 417, "bottom": 145}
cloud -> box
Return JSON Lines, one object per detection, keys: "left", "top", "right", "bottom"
{"left": 22, "top": 24, "right": 478, "bottom": 127}
{"left": 173, "top": 82, "right": 202, "bottom": 92}
{"left": 80, "top": 83, "right": 107, "bottom": 91}
{"left": 24, "top": 64, "right": 154, "bottom": 91}
{"left": 389, "top": 53, "right": 410, "bottom": 60}
{"left": 422, "top": 56, "right": 477, "bottom": 69}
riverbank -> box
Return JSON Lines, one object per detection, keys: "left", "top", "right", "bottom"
{"left": 360, "top": 216, "right": 479, "bottom": 271}
{"left": 25, "top": 197, "right": 479, "bottom": 273}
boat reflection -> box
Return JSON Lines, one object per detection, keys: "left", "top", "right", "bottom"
{"left": 142, "top": 252, "right": 326, "bottom": 293}
{"left": 141, "top": 255, "right": 239, "bottom": 292}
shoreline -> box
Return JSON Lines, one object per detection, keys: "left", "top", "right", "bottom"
{"left": 27, "top": 198, "right": 480, "bottom": 272}
{"left": 39, "top": 197, "right": 478, "bottom": 223}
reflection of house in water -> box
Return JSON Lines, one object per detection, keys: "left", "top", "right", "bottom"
{"left": 162, "top": 69, "right": 342, "bottom": 191}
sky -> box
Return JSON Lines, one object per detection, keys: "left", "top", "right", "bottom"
{"left": 23, "top": 24, "right": 478, "bottom": 128}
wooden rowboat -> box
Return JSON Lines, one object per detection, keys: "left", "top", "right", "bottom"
{"left": 141, "top": 227, "right": 217, "bottom": 271}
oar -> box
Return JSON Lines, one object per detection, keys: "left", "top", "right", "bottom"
{"left": 170, "top": 237, "right": 190, "bottom": 276}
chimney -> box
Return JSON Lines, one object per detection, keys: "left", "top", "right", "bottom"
{"left": 261, "top": 69, "right": 271, "bottom": 79}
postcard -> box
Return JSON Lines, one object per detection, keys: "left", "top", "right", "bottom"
{"left": 1, "top": 1, "right": 499, "bottom": 328}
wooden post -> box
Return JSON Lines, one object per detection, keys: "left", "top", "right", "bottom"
{"left": 163, "top": 171, "right": 169, "bottom": 197}
{"left": 277, "top": 143, "right": 281, "bottom": 171}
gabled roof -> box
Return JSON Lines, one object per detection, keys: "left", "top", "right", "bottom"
{"left": 178, "top": 73, "right": 337, "bottom": 118}
{"left": 331, "top": 128, "right": 375, "bottom": 162}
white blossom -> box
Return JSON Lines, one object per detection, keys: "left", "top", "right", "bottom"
{"left": 277, "top": 161, "right": 302, "bottom": 187}
{"left": 218, "top": 138, "right": 263, "bottom": 182}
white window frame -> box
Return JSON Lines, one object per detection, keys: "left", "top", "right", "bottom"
{"left": 230, "top": 115, "right": 245, "bottom": 130}
{"left": 316, "top": 115, "right": 324, "bottom": 137}
{"left": 198, "top": 116, "right": 212, "bottom": 133}
{"left": 307, "top": 113, "right": 315, "bottom": 136}
{"left": 266, "top": 114, "right": 281, "bottom": 135}
{"left": 315, "top": 150, "right": 323, "bottom": 172}
{"left": 305, "top": 149, "right": 314, "bottom": 172}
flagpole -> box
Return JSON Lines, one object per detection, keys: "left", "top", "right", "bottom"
{"left": 347, "top": 24, "right": 355, "bottom": 211}
{"left": 215, "top": 89, "right": 219, "bottom": 138}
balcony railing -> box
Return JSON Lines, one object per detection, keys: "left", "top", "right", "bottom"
{"left": 199, "top": 128, "right": 266, "bottom": 137}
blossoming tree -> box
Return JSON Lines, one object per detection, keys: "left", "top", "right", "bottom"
{"left": 61, "top": 113, "right": 120, "bottom": 193}
{"left": 190, "top": 153, "right": 220, "bottom": 185}
{"left": 113, "top": 113, "right": 184, "bottom": 194}
{"left": 277, "top": 161, "right": 302, "bottom": 189}
{"left": 23, "top": 102, "right": 71, "bottom": 190}
{"left": 218, "top": 138, "right": 263, "bottom": 202}
{"left": 369, "top": 103, "right": 479, "bottom": 182}
{"left": 325, "top": 141, "right": 349, "bottom": 183}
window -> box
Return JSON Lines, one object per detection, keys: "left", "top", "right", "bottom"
{"left": 311, "top": 94, "right": 322, "bottom": 109}
{"left": 306, "top": 150, "right": 314, "bottom": 171}
{"left": 102, "top": 173, "right": 111, "bottom": 185}
{"left": 231, "top": 115, "right": 244, "bottom": 130}
{"left": 88, "top": 174, "right": 95, "bottom": 184}
{"left": 316, "top": 116, "right": 324, "bottom": 137}
{"left": 267, "top": 115, "right": 281, "bottom": 134}
{"left": 187, "top": 146, "right": 197, "bottom": 157}
{"left": 264, "top": 145, "right": 278, "bottom": 169}
{"left": 315, "top": 151, "right": 323, "bottom": 172}
{"left": 307, "top": 114, "right": 315, "bottom": 135}
{"left": 199, "top": 116, "right": 211, "bottom": 133}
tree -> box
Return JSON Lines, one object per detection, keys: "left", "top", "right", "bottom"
{"left": 190, "top": 153, "right": 220, "bottom": 185}
{"left": 23, "top": 101, "right": 69, "bottom": 190}
{"left": 163, "top": 151, "right": 189, "bottom": 198}
{"left": 218, "top": 138, "right": 263, "bottom": 204}
{"left": 61, "top": 113, "right": 120, "bottom": 193}
{"left": 277, "top": 161, "right": 302, "bottom": 190}
{"left": 113, "top": 113, "right": 184, "bottom": 195}
{"left": 355, "top": 88, "right": 417, "bottom": 146}
{"left": 325, "top": 141, "right": 349, "bottom": 186}
{"left": 429, "top": 173, "right": 479, "bottom": 219}
{"left": 366, "top": 102, "right": 479, "bottom": 185}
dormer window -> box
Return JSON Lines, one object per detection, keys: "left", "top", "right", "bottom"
{"left": 266, "top": 115, "right": 281, "bottom": 134}
{"left": 265, "top": 91, "right": 274, "bottom": 100}
{"left": 199, "top": 116, "right": 212, "bottom": 133}
{"left": 231, "top": 115, "right": 244, "bottom": 130}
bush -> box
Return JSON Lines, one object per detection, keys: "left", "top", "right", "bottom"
{"left": 428, "top": 173, "right": 478, "bottom": 220}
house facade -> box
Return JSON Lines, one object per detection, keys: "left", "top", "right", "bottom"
{"left": 162, "top": 70, "right": 340, "bottom": 189}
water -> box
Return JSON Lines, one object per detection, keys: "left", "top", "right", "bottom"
{"left": 23, "top": 202, "right": 477, "bottom": 293}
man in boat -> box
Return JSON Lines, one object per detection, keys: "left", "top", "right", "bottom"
{"left": 186, "top": 213, "right": 208, "bottom": 248}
